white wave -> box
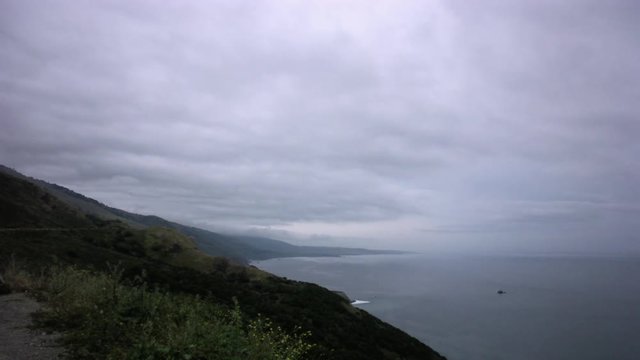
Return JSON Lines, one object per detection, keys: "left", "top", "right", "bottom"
{"left": 351, "top": 300, "right": 370, "bottom": 305}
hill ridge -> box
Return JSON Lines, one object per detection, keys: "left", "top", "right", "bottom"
{"left": 0, "top": 164, "right": 446, "bottom": 359}
{"left": 0, "top": 165, "right": 402, "bottom": 263}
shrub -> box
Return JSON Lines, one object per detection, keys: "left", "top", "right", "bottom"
{"left": 9, "top": 264, "right": 313, "bottom": 360}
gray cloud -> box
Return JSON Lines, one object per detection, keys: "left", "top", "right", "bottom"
{"left": 1, "top": 0, "right": 638, "bottom": 253}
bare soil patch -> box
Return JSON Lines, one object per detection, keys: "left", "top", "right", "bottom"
{"left": 0, "top": 293, "right": 62, "bottom": 360}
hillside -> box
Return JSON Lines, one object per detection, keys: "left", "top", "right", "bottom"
{"left": 0, "top": 165, "right": 400, "bottom": 263}
{"left": 0, "top": 168, "right": 446, "bottom": 360}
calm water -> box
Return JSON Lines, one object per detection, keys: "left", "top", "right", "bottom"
{"left": 254, "top": 254, "right": 640, "bottom": 360}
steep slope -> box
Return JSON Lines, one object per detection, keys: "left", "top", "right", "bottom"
{"left": 0, "top": 167, "right": 446, "bottom": 359}
{"left": 0, "top": 168, "right": 90, "bottom": 229}
{"left": 0, "top": 165, "right": 397, "bottom": 262}
{"left": 0, "top": 170, "right": 217, "bottom": 274}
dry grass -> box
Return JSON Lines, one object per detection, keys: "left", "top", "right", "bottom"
{"left": 0, "top": 255, "right": 46, "bottom": 293}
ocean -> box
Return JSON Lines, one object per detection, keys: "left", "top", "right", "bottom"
{"left": 253, "top": 254, "right": 640, "bottom": 360}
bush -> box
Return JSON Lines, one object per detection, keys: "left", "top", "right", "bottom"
{"left": 0, "top": 255, "right": 46, "bottom": 292}
{"left": 10, "top": 264, "right": 313, "bottom": 360}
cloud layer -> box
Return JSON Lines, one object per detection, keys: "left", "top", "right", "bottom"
{"left": 1, "top": 0, "right": 639, "bottom": 253}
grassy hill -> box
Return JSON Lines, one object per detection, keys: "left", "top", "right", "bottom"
{"left": 0, "top": 167, "right": 446, "bottom": 360}
{"left": 0, "top": 165, "right": 401, "bottom": 263}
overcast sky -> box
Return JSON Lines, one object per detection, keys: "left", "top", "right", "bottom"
{"left": 1, "top": 0, "right": 639, "bottom": 253}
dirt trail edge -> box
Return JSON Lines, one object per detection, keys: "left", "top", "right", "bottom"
{"left": 0, "top": 293, "right": 62, "bottom": 360}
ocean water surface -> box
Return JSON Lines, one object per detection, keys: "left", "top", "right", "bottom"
{"left": 254, "top": 254, "right": 640, "bottom": 360}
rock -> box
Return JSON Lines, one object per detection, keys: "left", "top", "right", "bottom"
{"left": 332, "top": 290, "right": 351, "bottom": 302}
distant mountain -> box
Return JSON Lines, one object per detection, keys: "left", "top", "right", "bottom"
{"left": 0, "top": 165, "right": 446, "bottom": 359}
{"left": 0, "top": 165, "right": 400, "bottom": 263}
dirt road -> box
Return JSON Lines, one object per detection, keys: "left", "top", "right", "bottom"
{"left": 0, "top": 293, "right": 62, "bottom": 360}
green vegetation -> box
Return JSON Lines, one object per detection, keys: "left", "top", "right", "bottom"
{"left": 0, "top": 166, "right": 446, "bottom": 359}
{"left": 1, "top": 163, "right": 402, "bottom": 263}
{"left": 1, "top": 262, "right": 313, "bottom": 360}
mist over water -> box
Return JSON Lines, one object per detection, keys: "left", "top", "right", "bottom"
{"left": 255, "top": 254, "right": 640, "bottom": 360}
